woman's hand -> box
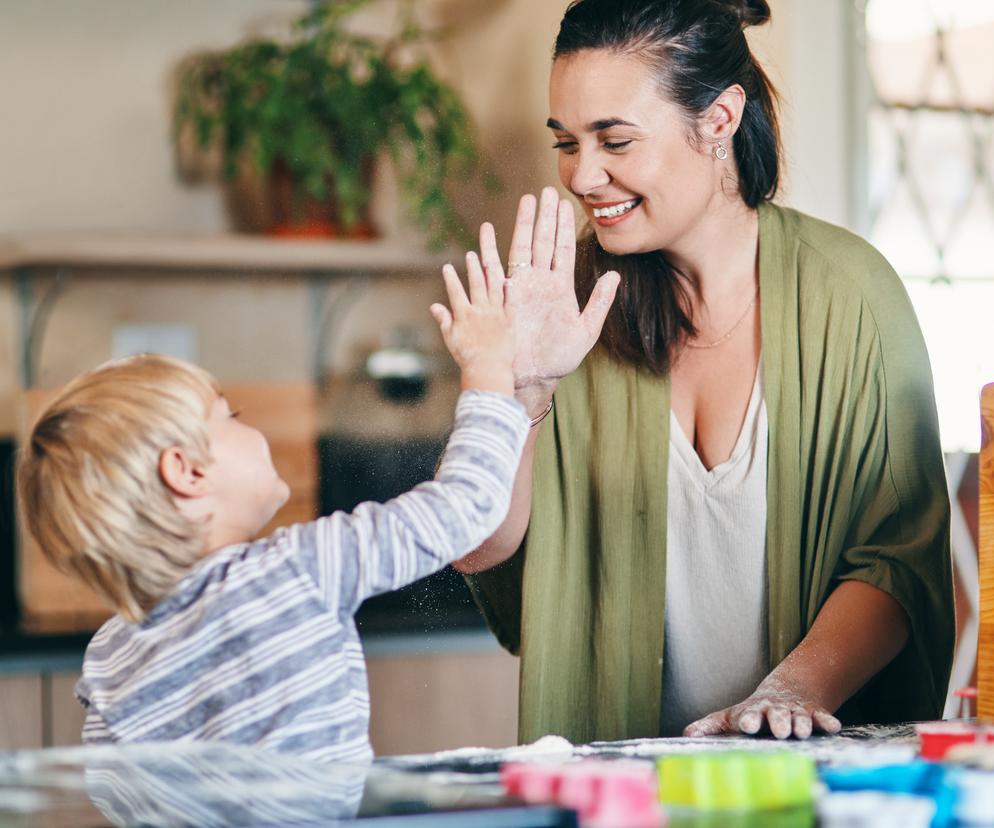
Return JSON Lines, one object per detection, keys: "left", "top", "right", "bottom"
{"left": 683, "top": 582, "right": 909, "bottom": 741}
{"left": 478, "top": 187, "right": 620, "bottom": 393}
{"left": 683, "top": 678, "right": 842, "bottom": 741}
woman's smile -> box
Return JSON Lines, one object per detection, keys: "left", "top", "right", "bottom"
{"left": 590, "top": 197, "right": 643, "bottom": 225}
{"left": 550, "top": 50, "right": 721, "bottom": 253}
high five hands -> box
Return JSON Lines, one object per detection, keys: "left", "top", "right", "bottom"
{"left": 433, "top": 186, "right": 621, "bottom": 400}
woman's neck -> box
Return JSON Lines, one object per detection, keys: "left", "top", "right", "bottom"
{"left": 664, "top": 196, "right": 760, "bottom": 310}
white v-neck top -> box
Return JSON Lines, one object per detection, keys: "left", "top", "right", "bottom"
{"left": 659, "top": 362, "right": 769, "bottom": 736}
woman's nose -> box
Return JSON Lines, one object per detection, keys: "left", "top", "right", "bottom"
{"left": 566, "top": 150, "right": 610, "bottom": 196}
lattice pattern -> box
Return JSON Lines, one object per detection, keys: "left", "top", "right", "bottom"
{"left": 865, "top": 0, "right": 994, "bottom": 282}
{"left": 862, "top": 0, "right": 994, "bottom": 451}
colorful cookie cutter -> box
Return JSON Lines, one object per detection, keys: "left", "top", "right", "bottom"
{"left": 915, "top": 721, "right": 994, "bottom": 761}
{"left": 656, "top": 751, "right": 816, "bottom": 811}
{"left": 501, "top": 760, "right": 666, "bottom": 828}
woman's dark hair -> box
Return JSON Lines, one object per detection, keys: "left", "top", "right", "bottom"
{"left": 555, "top": 0, "right": 781, "bottom": 374}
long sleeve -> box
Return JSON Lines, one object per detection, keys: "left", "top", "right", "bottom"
{"left": 293, "top": 390, "right": 529, "bottom": 619}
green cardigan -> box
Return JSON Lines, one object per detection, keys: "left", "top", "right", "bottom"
{"left": 466, "top": 203, "right": 954, "bottom": 744}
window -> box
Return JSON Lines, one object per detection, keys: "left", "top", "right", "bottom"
{"left": 862, "top": 0, "right": 994, "bottom": 451}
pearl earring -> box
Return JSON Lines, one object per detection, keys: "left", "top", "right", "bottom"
{"left": 714, "top": 142, "right": 728, "bottom": 160}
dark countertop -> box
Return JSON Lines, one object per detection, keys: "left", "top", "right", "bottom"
{"left": 0, "top": 630, "right": 90, "bottom": 674}
{"left": 0, "top": 624, "right": 504, "bottom": 675}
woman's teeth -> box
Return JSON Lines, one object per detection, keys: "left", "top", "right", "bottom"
{"left": 593, "top": 199, "right": 641, "bottom": 219}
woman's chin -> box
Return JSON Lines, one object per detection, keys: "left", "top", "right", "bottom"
{"left": 594, "top": 230, "right": 652, "bottom": 257}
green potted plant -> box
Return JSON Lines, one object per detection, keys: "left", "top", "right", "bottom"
{"left": 173, "top": 0, "right": 485, "bottom": 244}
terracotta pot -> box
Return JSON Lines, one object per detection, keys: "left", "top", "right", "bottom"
{"left": 266, "top": 158, "right": 378, "bottom": 239}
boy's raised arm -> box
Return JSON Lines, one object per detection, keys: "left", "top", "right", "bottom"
{"left": 300, "top": 390, "right": 527, "bottom": 616}
{"left": 293, "top": 249, "right": 528, "bottom": 617}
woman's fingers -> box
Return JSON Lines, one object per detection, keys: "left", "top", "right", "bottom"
{"left": 441, "top": 264, "right": 470, "bottom": 318}
{"left": 766, "top": 705, "right": 793, "bottom": 740}
{"left": 580, "top": 271, "right": 620, "bottom": 344}
{"left": 476, "top": 235, "right": 506, "bottom": 305}
{"left": 552, "top": 199, "right": 576, "bottom": 274}
{"left": 465, "top": 252, "right": 487, "bottom": 305}
{"left": 479, "top": 222, "right": 506, "bottom": 285}
{"left": 792, "top": 710, "right": 813, "bottom": 740}
{"left": 508, "top": 194, "right": 537, "bottom": 272}
{"left": 739, "top": 705, "right": 828, "bottom": 740}
{"left": 736, "top": 708, "right": 763, "bottom": 735}
{"left": 683, "top": 711, "right": 730, "bottom": 737}
{"left": 480, "top": 223, "right": 504, "bottom": 277}
{"left": 813, "top": 709, "right": 843, "bottom": 734}
{"left": 532, "top": 187, "right": 559, "bottom": 270}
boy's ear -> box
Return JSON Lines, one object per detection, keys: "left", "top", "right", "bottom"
{"left": 159, "top": 447, "right": 208, "bottom": 498}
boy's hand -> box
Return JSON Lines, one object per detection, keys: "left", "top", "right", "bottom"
{"left": 431, "top": 251, "right": 515, "bottom": 396}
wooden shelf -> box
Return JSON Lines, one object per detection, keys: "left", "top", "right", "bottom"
{"left": 0, "top": 233, "right": 454, "bottom": 274}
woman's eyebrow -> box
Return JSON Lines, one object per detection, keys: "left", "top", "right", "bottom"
{"left": 547, "top": 117, "right": 639, "bottom": 132}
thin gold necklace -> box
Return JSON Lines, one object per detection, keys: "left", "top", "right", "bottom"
{"left": 685, "top": 289, "right": 759, "bottom": 349}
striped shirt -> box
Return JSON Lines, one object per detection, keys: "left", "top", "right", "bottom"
{"left": 76, "top": 390, "right": 528, "bottom": 764}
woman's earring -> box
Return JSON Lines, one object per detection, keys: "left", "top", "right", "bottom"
{"left": 714, "top": 142, "right": 728, "bottom": 161}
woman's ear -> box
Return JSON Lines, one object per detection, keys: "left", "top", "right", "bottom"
{"left": 159, "top": 447, "right": 207, "bottom": 498}
{"left": 702, "top": 83, "right": 746, "bottom": 144}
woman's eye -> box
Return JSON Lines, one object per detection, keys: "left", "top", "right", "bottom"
{"left": 230, "top": 410, "right": 242, "bottom": 419}
{"left": 604, "top": 140, "right": 632, "bottom": 151}
{"left": 552, "top": 141, "right": 578, "bottom": 153}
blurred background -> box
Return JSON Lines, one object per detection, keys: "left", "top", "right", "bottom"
{"left": 0, "top": 0, "right": 991, "bottom": 755}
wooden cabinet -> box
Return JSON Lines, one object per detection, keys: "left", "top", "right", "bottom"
{"left": 49, "top": 671, "right": 87, "bottom": 747}
{"left": 0, "top": 670, "right": 84, "bottom": 749}
{"left": 0, "top": 675, "right": 43, "bottom": 749}
{"left": 367, "top": 645, "right": 519, "bottom": 756}
{"left": 0, "top": 637, "right": 518, "bottom": 754}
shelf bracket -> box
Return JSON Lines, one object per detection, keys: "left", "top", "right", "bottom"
{"left": 16, "top": 267, "right": 72, "bottom": 389}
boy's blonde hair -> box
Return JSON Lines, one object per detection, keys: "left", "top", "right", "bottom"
{"left": 17, "top": 354, "right": 220, "bottom": 622}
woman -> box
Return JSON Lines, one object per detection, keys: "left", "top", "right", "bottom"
{"left": 453, "top": 0, "right": 954, "bottom": 743}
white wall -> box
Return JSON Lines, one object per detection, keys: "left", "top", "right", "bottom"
{"left": 0, "top": 1, "right": 309, "bottom": 236}
{"left": 0, "top": 0, "right": 856, "bottom": 238}
{"left": 776, "top": 0, "right": 860, "bottom": 228}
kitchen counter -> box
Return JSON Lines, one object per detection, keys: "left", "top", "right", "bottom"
{"left": 0, "top": 725, "right": 932, "bottom": 828}
{"left": 0, "top": 741, "right": 576, "bottom": 828}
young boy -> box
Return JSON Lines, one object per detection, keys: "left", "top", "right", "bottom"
{"left": 17, "top": 256, "right": 530, "bottom": 765}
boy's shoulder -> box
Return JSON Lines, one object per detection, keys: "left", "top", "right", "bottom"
{"left": 79, "top": 528, "right": 328, "bottom": 691}
{"left": 86, "top": 529, "right": 303, "bottom": 651}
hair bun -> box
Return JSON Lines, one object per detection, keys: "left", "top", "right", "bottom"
{"left": 722, "top": 0, "right": 771, "bottom": 28}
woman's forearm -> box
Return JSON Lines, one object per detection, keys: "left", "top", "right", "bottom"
{"left": 684, "top": 579, "right": 912, "bottom": 739}
{"left": 762, "top": 579, "right": 911, "bottom": 711}
{"left": 452, "top": 384, "right": 554, "bottom": 574}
